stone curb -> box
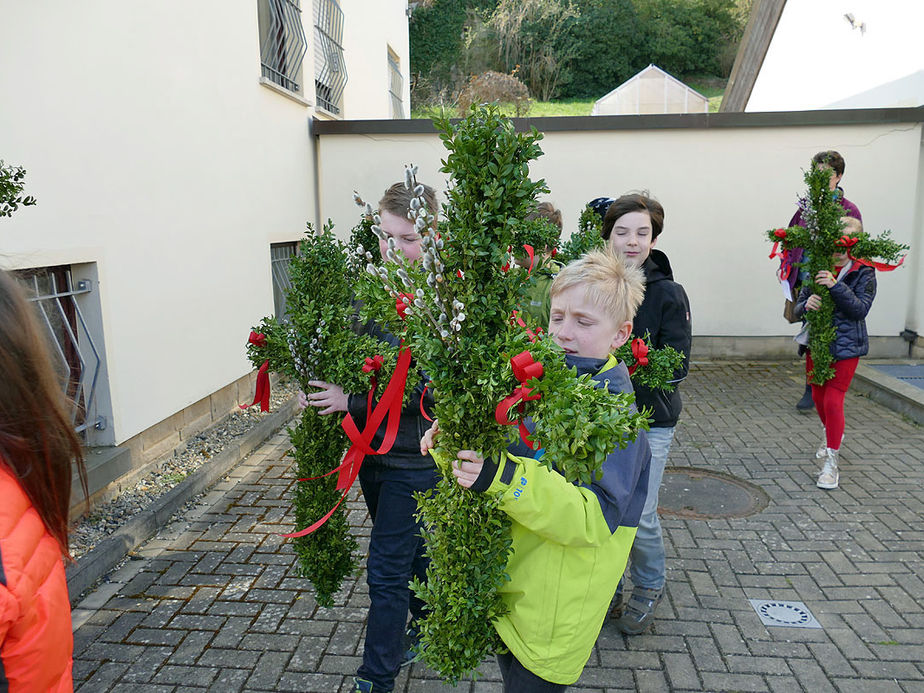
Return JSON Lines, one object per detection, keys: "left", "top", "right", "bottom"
{"left": 852, "top": 361, "right": 924, "bottom": 425}
{"left": 66, "top": 397, "right": 299, "bottom": 604}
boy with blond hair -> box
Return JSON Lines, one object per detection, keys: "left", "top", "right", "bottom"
{"left": 421, "top": 248, "right": 652, "bottom": 691}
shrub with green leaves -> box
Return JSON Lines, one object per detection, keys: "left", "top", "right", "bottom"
{"left": 244, "top": 221, "right": 411, "bottom": 606}
{"left": 557, "top": 203, "right": 605, "bottom": 265}
{"left": 0, "top": 160, "right": 37, "bottom": 218}
{"left": 353, "top": 104, "right": 656, "bottom": 682}
{"left": 766, "top": 166, "right": 908, "bottom": 384}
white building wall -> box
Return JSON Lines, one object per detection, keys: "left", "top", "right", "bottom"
{"left": 747, "top": 0, "right": 924, "bottom": 112}
{"left": 338, "top": 0, "right": 411, "bottom": 119}
{"left": 0, "top": 0, "right": 405, "bottom": 445}
{"left": 316, "top": 119, "right": 921, "bottom": 343}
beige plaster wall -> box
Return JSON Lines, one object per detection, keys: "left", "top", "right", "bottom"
{"left": 315, "top": 118, "right": 922, "bottom": 346}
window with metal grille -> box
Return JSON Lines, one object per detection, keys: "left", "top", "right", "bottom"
{"left": 258, "top": 0, "right": 309, "bottom": 93}
{"left": 388, "top": 47, "right": 404, "bottom": 119}
{"left": 271, "top": 242, "right": 298, "bottom": 321}
{"left": 313, "top": 0, "right": 347, "bottom": 115}
{"left": 16, "top": 265, "right": 106, "bottom": 440}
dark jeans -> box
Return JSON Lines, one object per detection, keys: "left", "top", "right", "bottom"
{"left": 496, "top": 651, "right": 568, "bottom": 692}
{"left": 356, "top": 463, "right": 439, "bottom": 691}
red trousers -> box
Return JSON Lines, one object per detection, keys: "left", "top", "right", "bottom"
{"left": 806, "top": 353, "right": 859, "bottom": 450}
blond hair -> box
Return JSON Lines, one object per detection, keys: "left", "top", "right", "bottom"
{"left": 841, "top": 216, "right": 862, "bottom": 234}
{"left": 550, "top": 247, "right": 645, "bottom": 326}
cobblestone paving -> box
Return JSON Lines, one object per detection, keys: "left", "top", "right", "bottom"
{"left": 72, "top": 361, "right": 924, "bottom": 692}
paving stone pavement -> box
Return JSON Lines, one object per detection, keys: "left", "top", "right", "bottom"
{"left": 71, "top": 361, "right": 924, "bottom": 692}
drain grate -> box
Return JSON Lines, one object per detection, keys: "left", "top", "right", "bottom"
{"left": 749, "top": 599, "right": 822, "bottom": 629}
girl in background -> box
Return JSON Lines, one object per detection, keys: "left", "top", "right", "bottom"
{"left": 0, "top": 268, "right": 88, "bottom": 692}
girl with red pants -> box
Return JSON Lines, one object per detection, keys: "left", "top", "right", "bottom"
{"left": 794, "top": 241, "right": 876, "bottom": 490}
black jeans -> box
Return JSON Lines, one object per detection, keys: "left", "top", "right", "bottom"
{"left": 356, "top": 463, "right": 439, "bottom": 691}
{"left": 496, "top": 651, "right": 568, "bottom": 692}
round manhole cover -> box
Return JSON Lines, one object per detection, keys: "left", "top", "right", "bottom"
{"left": 659, "top": 467, "right": 769, "bottom": 519}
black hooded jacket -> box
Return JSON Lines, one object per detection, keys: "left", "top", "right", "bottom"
{"left": 633, "top": 249, "right": 692, "bottom": 427}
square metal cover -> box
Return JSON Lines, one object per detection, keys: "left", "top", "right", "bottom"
{"left": 748, "top": 599, "right": 822, "bottom": 629}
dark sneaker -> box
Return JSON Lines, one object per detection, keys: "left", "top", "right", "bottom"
{"left": 613, "top": 587, "right": 662, "bottom": 635}
{"left": 350, "top": 678, "right": 375, "bottom": 693}
{"left": 400, "top": 625, "right": 422, "bottom": 668}
{"left": 796, "top": 386, "right": 814, "bottom": 411}
{"left": 609, "top": 586, "right": 625, "bottom": 620}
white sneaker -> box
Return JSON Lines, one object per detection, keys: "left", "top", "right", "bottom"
{"left": 816, "top": 433, "right": 844, "bottom": 459}
{"left": 817, "top": 448, "right": 839, "bottom": 489}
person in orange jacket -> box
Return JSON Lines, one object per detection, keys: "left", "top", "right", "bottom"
{"left": 0, "top": 269, "right": 88, "bottom": 692}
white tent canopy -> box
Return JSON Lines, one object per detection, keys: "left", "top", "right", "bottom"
{"left": 592, "top": 64, "right": 709, "bottom": 116}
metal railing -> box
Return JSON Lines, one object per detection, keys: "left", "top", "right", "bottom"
{"left": 21, "top": 267, "right": 104, "bottom": 436}
{"left": 388, "top": 49, "right": 404, "bottom": 119}
{"left": 313, "top": 0, "right": 347, "bottom": 114}
{"left": 271, "top": 242, "right": 297, "bottom": 321}
{"left": 260, "top": 0, "right": 309, "bottom": 93}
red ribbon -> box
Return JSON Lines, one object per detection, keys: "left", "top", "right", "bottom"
{"left": 248, "top": 330, "right": 267, "bottom": 347}
{"left": 420, "top": 383, "right": 433, "bottom": 422}
{"left": 836, "top": 235, "right": 858, "bottom": 248}
{"left": 626, "top": 338, "right": 649, "bottom": 376}
{"left": 852, "top": 255, "right": 906, "bottom": 272}
{"left": 282, "top": 346, "right": 413, "bottom": 538}
{"left": 396, "top": 293, "right": 414, "bottom": 320}
{"left": 511, "top": 310, "right": 542, "bottom": 342}
{"left": 769, "top": 241, "right": 792, "bottom": 281}
{"left": 495, "top": 351, "right": 543, "bottom": 450}
{"left": 835, "top": 235, "right": 907, "bottom": 272}
{"left": 773, "top": 229, "right": 787, "bottom": 239}
{"left": 523, "top": 244, "right": 536, "bottom": 275}
{"left": 240, "top": 360, "right": 270, "bottom": 412}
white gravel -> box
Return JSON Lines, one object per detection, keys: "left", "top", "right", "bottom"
{"left": 70, "top": 381, "right": 298, "bottom": 559}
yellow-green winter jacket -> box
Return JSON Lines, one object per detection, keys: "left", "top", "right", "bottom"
{"left": 470, "top": 354, "right": 651, "bottom": 685}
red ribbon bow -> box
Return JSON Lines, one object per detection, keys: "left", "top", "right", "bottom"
{"left": 627, "top": 338, "right": 649, "bottom": 376}
{"left": 396, "top": 293, "right": 414, "bottom": 320}
{"left": 836, "top": 235, "right": 859, "bottom": 248}
{"left": 362, "top": 354, "right": 384, "bottom": 374}
{"left": 834, "top": 236, "right": 907, "bottom": 272}
{"left": 495, "top": 351, "right": 544, "bottom": 450}
{"left": 773, "top": 229, "right": 787, "bottom": 239}
{"left": 283, "top": 346, "right": 413, "bottom": 538}
{"left": 247, "top": 330, "right": 267, "bottom": 348}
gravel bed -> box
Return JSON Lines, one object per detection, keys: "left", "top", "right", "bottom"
{"left": 70, "top": 381, "right": 298, "bottom": 560}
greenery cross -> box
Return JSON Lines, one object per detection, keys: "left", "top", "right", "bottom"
{"left": 767, "top": 165, "right": 908, "bottom": 384}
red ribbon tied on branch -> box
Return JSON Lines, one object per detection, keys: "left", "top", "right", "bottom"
{"left": 396, "top": 293, "right": 414, "bottom": 320}
{"left": 626, "top": 338, "right": 649, "bottom": 376}
{"left": 240, "top": 332, "right": 270, "bottom": 412}
{"left": 769, "top": 237, "right": 793, "bottom": 281}
{"left": 835, "top": 235, "right": 906, "bottom": 272}
{"left": 495, "top": 350, "right": 544, "bottom": 450}
{"left": 282, "top": 345, "right": 413, "bottom": 538}
{"left": 247, "top": 330, "right": 267, "bottom": 347}
{"left": 836, "top": 235, "right": 859, "bottom": 248}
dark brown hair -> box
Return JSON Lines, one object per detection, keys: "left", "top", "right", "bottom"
{"left": 812, "top": 150, "right": 846, "bottom": 177}
{"left": 0, "top": 269, "right": 87, "bottom": 557}
{"left": 601, "top": 193, "right": 665, "bottom": 241}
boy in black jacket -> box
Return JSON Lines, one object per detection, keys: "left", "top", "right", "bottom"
{"left": 303, "top": 181, "right": 440, "bottom": 693}
{"left": 601, "top": 193, "right": 692, "bottom": 635}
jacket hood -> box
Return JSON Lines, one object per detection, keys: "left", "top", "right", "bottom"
{"left": 642, "top": 248, "right": 674, "bottom": 284}
{"left": 565, "top": 353, "right": 634, "bottom": 400}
